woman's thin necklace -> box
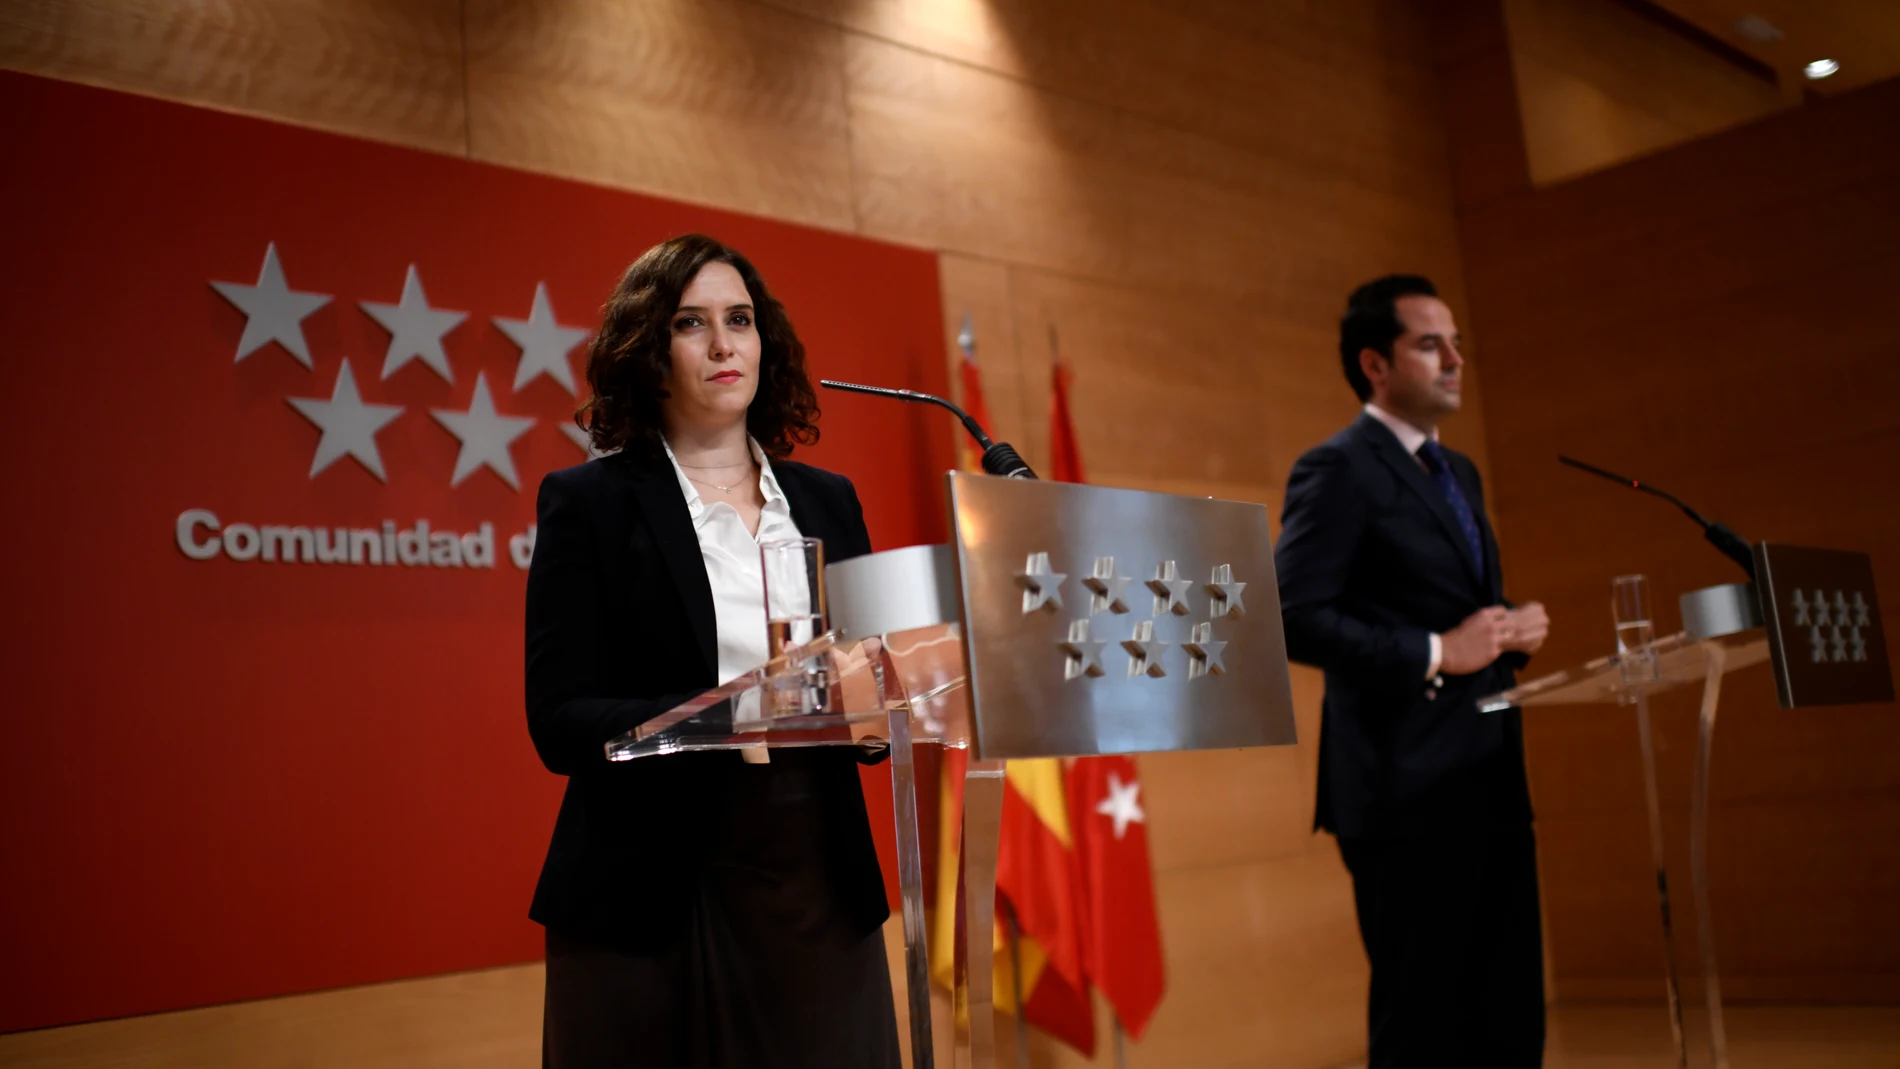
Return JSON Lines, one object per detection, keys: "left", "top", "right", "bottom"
{"left": 686, "top": 465, "right": 754, "bottom": 496}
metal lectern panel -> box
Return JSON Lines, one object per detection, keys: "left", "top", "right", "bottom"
{"left": 948, "top": 473, "right": 1298, "bottom": 760}
{"left": 1753, "top": 543, "right": 1893, "bottom": 708}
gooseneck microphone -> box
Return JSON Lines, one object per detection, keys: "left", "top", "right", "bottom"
{"left": 820, "top": 379, "right": 1038, "bottom": 479}
{"left": 1558, "top": 455, "right": 1756, "bottom": 580}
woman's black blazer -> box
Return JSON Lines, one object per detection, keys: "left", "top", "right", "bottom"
{"left": 523, "top": 450, "right": 890, "bottom": 952}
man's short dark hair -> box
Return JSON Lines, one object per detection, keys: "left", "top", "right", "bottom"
{"left": 1339, "top": 274, "right": 1437, "bottom": 402}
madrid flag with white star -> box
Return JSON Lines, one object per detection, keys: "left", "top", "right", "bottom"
{"left": 1068, "top": 754, "right": 1167, "bottom": 1038}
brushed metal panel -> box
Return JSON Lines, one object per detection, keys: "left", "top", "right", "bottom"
{"left": 1680, "top": 581, "right": 1763, "bottom": 640}
{"left": 826, "top": 543, "right": 960, "bottom": 640}
{"left": 1753, "top": 543, "right": 1894, "bottom": 708}
{"left": 948, "top": 473, "right": 1297, "bottom": 759}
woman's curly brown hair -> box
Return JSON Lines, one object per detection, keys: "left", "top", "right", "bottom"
{"left": 577, "top": 234, "right": 820, "bottom": 459}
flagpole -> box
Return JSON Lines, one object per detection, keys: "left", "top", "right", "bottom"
{"left": 1005, "top": 907, "right": 1030, "bottom": 1069}
{"left": 1114, "top": 1015, "right": 1128, "bottom": 1069}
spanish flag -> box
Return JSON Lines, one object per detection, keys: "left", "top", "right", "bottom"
{"left": 996, "top": 757, "right": 1097, "bottom": 1055}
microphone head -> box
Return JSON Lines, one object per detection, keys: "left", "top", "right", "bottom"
{"left": 981, "top": 442, "right": 1037, "bottom": 480}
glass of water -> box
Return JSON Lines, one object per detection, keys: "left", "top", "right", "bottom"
{"left": 1613, "top": 573, "right": 1662, "bottom": 689}
{"left": 761, "top": 537, "right": 830, "bottom": 716}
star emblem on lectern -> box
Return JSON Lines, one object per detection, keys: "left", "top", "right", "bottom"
{"left": 1015, "top": 552, "right": 1066, "bottom": 614}
{"left": 1184, "top": 621, "right": 1227, "bottom": 678}
{"left": 1082, "top": 556, "right": 1133, "bottom": 615}
{"left": 1146, "top": 561, "right": 1193, "bottom": 617}
{"left": 1795, "top": 588, "right": 1874, "bottom": 665}
{"left": 1058, "top": 618, "right": 1109, "bottom": 680}
{"left": 1121, "top": 620, "right": 1169, "bottom": 678}
{"left": 1204, "top": 563, "right": 1247, "bottom": 619}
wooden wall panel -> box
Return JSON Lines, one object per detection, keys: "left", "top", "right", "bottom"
{"left": 462, "top": 0, "right": 858, "bottom": 231}
{"left": 842, "top": 31, "right": 1465, "bottom": 310}
{"left": 767, "top": 0, "right": 1452, "bottom": 204}
{"left": 0, "top": 0, "right": 467, "bottom": 153}
{"left": 1132, "top": 854, "right": 1368, "bottom": 1069}
{"left": 1503, "top": 0, "right": 1791, "bottom": 184}
{"left": 1457, "top": 68, "right": 1900, "bottom": 1003}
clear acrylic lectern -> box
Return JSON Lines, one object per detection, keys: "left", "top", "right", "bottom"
{"left": 606, "top": 473, "right": 1303, "bottom": 1069}
{"left": 1479, "top": 544, "right": 1891, "bottom": 1069}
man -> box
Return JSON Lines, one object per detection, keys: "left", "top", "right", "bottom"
{"left": 1275, "top": 275, "right": 1550, "bottom": 1067}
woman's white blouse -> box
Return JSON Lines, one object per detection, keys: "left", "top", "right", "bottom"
{"left": 660, "top": 437, "right": 809, "bottom": 688}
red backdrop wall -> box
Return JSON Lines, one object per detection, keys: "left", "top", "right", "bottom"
{"left": 0, "top": 72, "right": 954, "bottom": 1032}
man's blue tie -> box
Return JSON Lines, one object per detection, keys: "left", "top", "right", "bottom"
{"left": 1417, "top": 440, "right": 1485, "bottom": 574}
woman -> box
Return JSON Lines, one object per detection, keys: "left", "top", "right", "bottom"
{"left": 524, "top": 234, "right": 899, "bottom": 1068}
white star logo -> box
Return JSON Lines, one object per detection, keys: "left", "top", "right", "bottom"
{"left": 359, "top": 264, "right": 467, "bottom": 383}
{"left": 1095, "top": 771, "right": 1145, "bottom": 840}
{"left": 211, "top": 242, "right": 332, "bottom": 367}
{"left": 431, "top": 373, "right": 537, "bottom": 490}
{"left": 494, "top": 282, "right": 590, "bottom": 395}
{"left": 285, "top": 359, "right": 405, "bottom": 481}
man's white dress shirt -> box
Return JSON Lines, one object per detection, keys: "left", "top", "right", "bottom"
{"left": 1363, "top": 403, "right": 1446, "bottom": 681}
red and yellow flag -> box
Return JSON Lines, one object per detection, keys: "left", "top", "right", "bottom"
{"left": 996, "top": 758, "right": 1096, "bottom": 1055}
{"left": 929, "top": 751, "right": 1096, "bottom": 1054}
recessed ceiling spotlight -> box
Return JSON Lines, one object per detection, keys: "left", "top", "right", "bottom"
{"left": 1804, "top": 58, "right": 1841, "bottom": 80}
{"left": 1733, "top": 15, "right": 1783, "bottom": 44}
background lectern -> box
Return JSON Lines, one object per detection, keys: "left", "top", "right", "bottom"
{"left": 1481, "top": 544, "right": 1891, "bottom": 1069}
{"left": 608, "top": 473, "right": 1301, "bottom": 1069}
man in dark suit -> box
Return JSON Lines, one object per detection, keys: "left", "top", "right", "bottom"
{"left": 1275, "top": 275, "right": 1551, "bottom": 1067}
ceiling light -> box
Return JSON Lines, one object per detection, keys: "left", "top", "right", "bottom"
{"left": 1804, "top": 58, "right": 1841, "bottom": 80}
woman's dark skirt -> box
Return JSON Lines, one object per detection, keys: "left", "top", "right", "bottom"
{"left": 541, "top": 753, "right": 901, "bottom": 1069}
